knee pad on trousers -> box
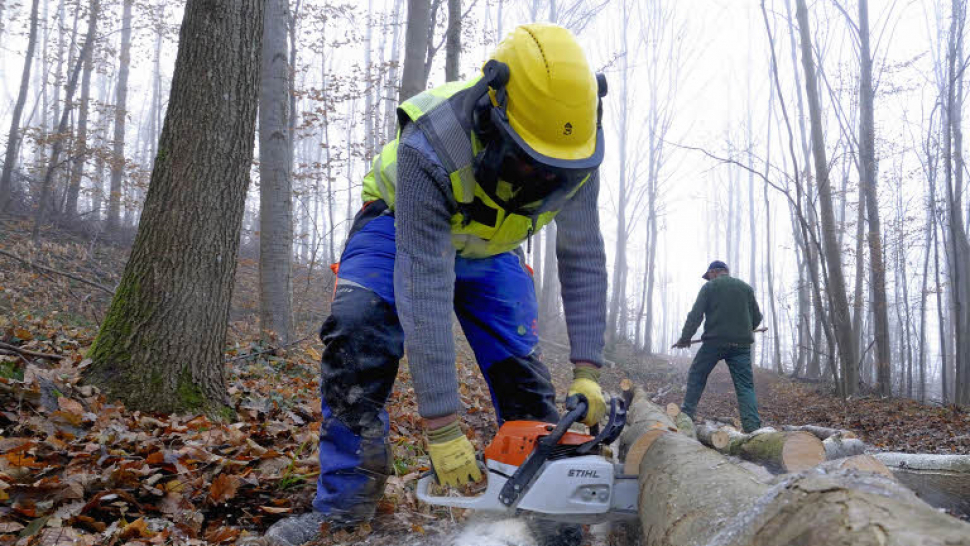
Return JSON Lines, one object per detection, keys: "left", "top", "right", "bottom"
{"left": 319, "top": 284, "right": 403, "bottom": 437}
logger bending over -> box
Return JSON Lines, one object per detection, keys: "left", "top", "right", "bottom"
{"left": 267, "top": 24, "right": 609, "bottom": 546}
{"left": 673, "top": 260, "right": 764, "bottom": 433}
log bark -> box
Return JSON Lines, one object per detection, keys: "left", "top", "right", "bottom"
{"left": 874, "top": 452, "right": 970, "bottom": 516}
{"left": 618, "top": 383, "right": 678, "bottom": 473}
{"left": 696, "top": 423, "right": 823, "bottom": 472}
{"left": 635, "top": 432, "right": 970, "bottom": 546}
{"left": 673, "top": 413, "right": 696, "bottom": 440}
{"left": 781, "top": 424, "right": 858, "bottom": 440}
{"left": 815, "top": 454, "right": 893, "bottom": 478}
{"left": 822, "top": 435, "right": 867, "bottom": 460}
{"left": 618, "top": 386, "right": 677, "bottom": 456}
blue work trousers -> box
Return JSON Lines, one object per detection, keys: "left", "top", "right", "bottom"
{"left": 680, "top": 342, "right": 762, "bottom": 433}
{"left": 314, "top": 207, "right": 558, "bottom": 519}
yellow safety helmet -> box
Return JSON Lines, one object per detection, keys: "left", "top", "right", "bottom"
{"left": 488, "top": 23, "right": 602, "bottom": 162}
{"left": 467, "top": 24, "right": 606, "bottom": 209}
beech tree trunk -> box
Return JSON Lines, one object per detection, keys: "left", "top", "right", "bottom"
{"left": 793, "top": 0, "right": 859, "bottom": 389}
{"left": 107, "top": 0, "right": 133, "bottom": 231}
{"left": 946, "top": 0, "right": 970, "bottom": 406}
{"left": 780, "top": 424, "right": 857, "bottom": 440}
{"left": 384, "top": 0, "right": 405, "bottom": 141}
{"left": 445, "top": 0, "right": 460, "bottom": 81}
{"left": 858, "top": 0, "right": 892, "bottom": 396}
{"left": 400, "top": 0, "right": 431, "bottom": 102}
{"left": 259, "top": 0, "right": 293, "bottom": 345}
{"left": 607, "top": 0, "right": 631, "bottom": 348}
{"left": 83, "top": 0, "right": 264, "bottom": 415}
{"left": 874, "top": 452, "right": 970, "bottom": 515}
{"left": 65, "top": 0, "right": 100, "bottom": 221}
{"left": 33, "top": 34, "right": 89, "bottom": 238}
{"left": 628, "top": 429, "right": 970, "bottom": 546}
{"left": 0, "top": 0, "right": 41, "bottom": 210}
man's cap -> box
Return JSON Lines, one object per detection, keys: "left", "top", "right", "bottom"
{"left": 702, "top": 260, "right": 729, "bottom": 280}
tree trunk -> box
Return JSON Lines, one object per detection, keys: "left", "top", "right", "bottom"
{"left": 946, "top": 0, "right": 970, "bottom": 405}
{"left": 148, "top": 10, "right": 164, "bottom": 169}
{"left": 934, "top": 206, "right": 948, "bottom": 403}
{"left": 858, "top": 0, "right": 892, "bottom": 396}
{"left": 697, "top": 424, "right": 825, "bottom": 473}
{"left": 780, "top": 424, "right": 858, "bottom": 440}
{"left": 617, "top": 383, "right": 679, "bottom": 473}
{"left": 628, "top": 431, "right": 970, "bottom": 546}
{"left": 259, "top": 0, "right": 293, "bottom": 345}
{"left": 917, "top": 196, "right": 931, "bottom": 402}
{"left": 821, "top": 435, "right": 866, "bottom": 460}
{"left": 794, "top": 0, "right": 859, "bottom": 390}
{"left": 363, "top": 0, "right": 375, "bottom": 157}
{"left": 32, "top": 33, "right": 89, "bottom": 238}
{"left": 445, "top": 0, "right": 460, "bottom": 81}
{"left": 65, "top": 0, "right": 100, "bottom": 221}
{"left": 761, "top": 73, "right": 782, "bottom": 371}
{"left": 539, "top": 223, "right": 559, "bottom": 333}
{"left": 0, "top": 0, "right": 41, "bottom": 210}
{"left": 400, "top": 0, "right": 431, "bottom": 102}
{"left": 384, "top": 0, "right": 405, "bottom": 142}
{"left": 83, "top": 0, "right": 264, "bottom": 415}
{"left": 607, "top": 0, "right": 630, "bottom": 348}
{"left": 107, "top": 0, "right": 133, "bottom": 231}
{"left": 874, "top": 452, "right": 970, "bottom": 516}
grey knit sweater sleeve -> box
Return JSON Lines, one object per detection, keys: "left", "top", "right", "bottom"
{"left": 394, "top": 128, "right": 460, "bottom": 420}
{"left": 555, "top": 170, "right": 608, "bottom": 366}
{"left": 394, "top": 126, "right": 608, "bottom": 418}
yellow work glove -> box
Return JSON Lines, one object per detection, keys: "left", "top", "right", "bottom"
{"left": 568, "top": 367, "right": 607, "bottom": 427}
{"left": 426, "top": 421, "right": 482, "bottom": 487}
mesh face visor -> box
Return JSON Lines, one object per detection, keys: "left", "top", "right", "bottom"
{"left": 475, "top": 102, "right": 605, "bottom": 211}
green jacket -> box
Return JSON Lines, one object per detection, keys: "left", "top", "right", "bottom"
{"left": 678, "top": 275, "right": 762, "bottom": 346}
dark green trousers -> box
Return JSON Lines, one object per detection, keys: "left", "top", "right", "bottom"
{"left": 680, "top": 342, "right": 762, "bottom": 432}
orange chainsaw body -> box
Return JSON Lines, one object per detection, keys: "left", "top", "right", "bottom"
{"left": 483, "top": 421, "right": 594, "bottom": 467}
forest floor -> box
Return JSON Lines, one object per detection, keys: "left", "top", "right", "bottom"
{"left": 1, "top": 216, "right": 969, "bottom": 546}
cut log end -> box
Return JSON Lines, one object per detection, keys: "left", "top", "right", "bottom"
{"left": 781, "top": 431, "right": 827, "bottom": 472}
{"left": 833, "top": 455, "right": 893, "bottom": 478}
{"left": 623, "top": 429, "right": 666, "bottom": 475}
{"left": 665, "top": 403, "right": 680, "bottom": 418}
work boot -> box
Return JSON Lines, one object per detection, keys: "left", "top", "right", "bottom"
{"left": 264, "top": 511, "right": 345, "bottom": 546}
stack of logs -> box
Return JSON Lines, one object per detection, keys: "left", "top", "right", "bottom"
{"left": 617, "top": 379, "right": 970, "bottom": 545}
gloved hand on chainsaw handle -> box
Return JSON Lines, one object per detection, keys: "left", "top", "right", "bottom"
{"left": 426, "top": 419, "right": 482, "bottom": 487}
{"left": 568, "top": 364, "right": 607, "bottom": 427}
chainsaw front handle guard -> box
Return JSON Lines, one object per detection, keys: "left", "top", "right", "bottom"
{"left": 416, "top": 468, "right": 511, "bottom": 513}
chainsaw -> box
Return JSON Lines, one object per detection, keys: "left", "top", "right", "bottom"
{"left": 416, "top": 394, "right": 639, "bottom": 524}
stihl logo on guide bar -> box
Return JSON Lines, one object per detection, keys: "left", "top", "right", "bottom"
{"left": 568, "top": 469, "right": 600, "bottom": 478}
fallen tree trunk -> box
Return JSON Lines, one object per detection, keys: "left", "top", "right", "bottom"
{"left": 781, "top": 424, "right": 858, "bottom": 440}
{"left": 663, "top": 402, "right": 697, "bottom": 440}
{"left": 822, "top": 434, "right": 867, "bottom": 460}
{"left": 695, "top": 423, "right": 824, "bottom": 472}
{"left": 874, "top": 452, "right": 970, "bottom": 516}
{"left": 815, "top": 454, "right": 893, "bottom": 477}
{"left": 618, "top": 384, "right": 678, "bottom": 472}
{"left": 631, "top": 431, "right": 970, "bottom": 546}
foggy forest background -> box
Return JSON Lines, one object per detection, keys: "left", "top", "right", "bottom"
{"left": 1, "top": 0, "right": 970, "bottom": 407}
